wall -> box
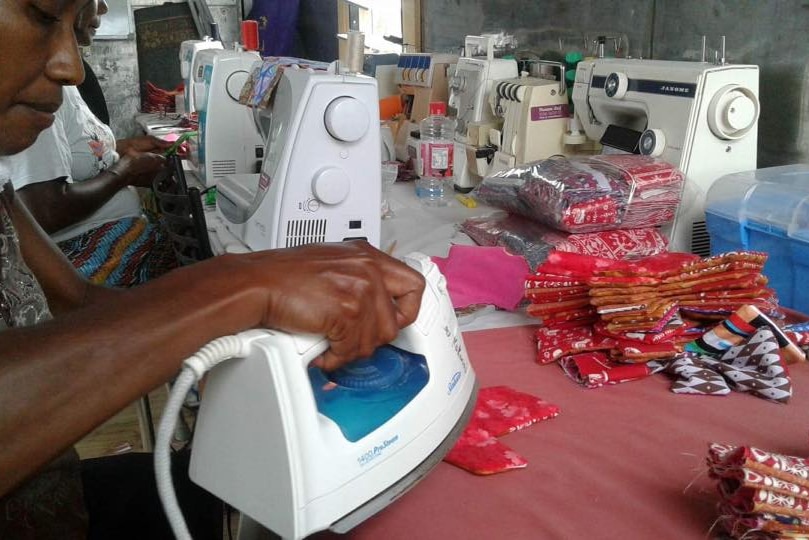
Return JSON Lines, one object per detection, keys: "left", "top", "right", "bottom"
{"left": 421, "top": 0, "right": 809, "bottom": 167}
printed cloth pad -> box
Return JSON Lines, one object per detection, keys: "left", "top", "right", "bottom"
{"left": 665, "top": 326, "right": 792, "bottom": 403}
{"left": 461, "top": 213, "right": 668, "bottom": 272}
{"left": 443, "top": 386, "right": 560, "bottom": 475}
{"left": 239, "top": 56, "right": 330, "bottom": 108}
{"left": 708, "top": 443, "right": 809, "bottom": 538}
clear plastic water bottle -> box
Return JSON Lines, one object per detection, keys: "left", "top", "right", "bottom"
{"left": 416, "top": 102, "right": 456, "bottom": 206}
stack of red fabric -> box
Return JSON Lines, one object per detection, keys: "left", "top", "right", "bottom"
{"left": 525, "top": 250, "right": 787, "bottom": 388}
{"left": 708, "top": 443, "right": 809, "bottom": 539}
{"left": 525, "top": 273, "right": 594, "bottom": 326}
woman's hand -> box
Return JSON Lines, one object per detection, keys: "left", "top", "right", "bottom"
{"left": 224, "top": 240, "right": 426, "bottom": 371}
{"left": 109, "top": 152, "right": 167, "bottom": 188}
{"left": 116, "top": 135, "right": 173, "bottom": 156}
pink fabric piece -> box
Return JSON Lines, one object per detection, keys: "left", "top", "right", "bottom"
{"left": 432, "top": 245, "right": 530, "bottom": 310}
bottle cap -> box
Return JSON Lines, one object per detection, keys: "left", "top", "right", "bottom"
{"left": 428, "top": 102, "right": 447, "bottom": 116}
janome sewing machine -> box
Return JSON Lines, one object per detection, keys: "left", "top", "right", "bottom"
{"left": 186, "top": 49, "right": 265, "bottom": 187}
{"left": 487, "top": 63, "right": 569, "bottom": 174}
{"left": 215, "top": 64, "right": 381, "bottom": 251}
{"left": 571, "top": 57, "right": 760, "bottom": 254}
{"left": 448, "top": 35, "right": 518, "bottom": 192}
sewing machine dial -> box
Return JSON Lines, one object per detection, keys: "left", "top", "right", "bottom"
{"left": 312, "top": 167, "right": 350, "bottom": 205}
{"left": 324, "top": 96, "right": 369, "bottom": 142}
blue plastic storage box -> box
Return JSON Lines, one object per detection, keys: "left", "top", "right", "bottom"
{"left": 704, "top": 165, "right": 809, "bottom": 314}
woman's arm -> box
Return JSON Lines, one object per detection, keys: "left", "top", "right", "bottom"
{"left": 0, "top": 189, "right": 425, "bottom": 496}
{"left": 15, "top": 151, "right": 166, "bottom": 233}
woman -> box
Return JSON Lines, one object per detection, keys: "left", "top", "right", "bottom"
{"left": 0, "top": 0, "right": 424, "bottom": 537}
{"left": 1, "top": 0, "right": 178, "bottom": 287}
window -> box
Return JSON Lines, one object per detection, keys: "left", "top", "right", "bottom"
{"left": 337, "top": 0, "right": 420, "bottom": 57}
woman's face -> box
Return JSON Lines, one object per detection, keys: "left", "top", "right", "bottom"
{"left": 75, "top": 0, "right": 108, "bottom": 47}
{"left": 0, "top": 0, "right": 86, "bottom": 156}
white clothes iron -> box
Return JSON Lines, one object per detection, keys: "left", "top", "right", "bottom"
{"left": 184, "top": 252, "right": 478, "bottom": 539}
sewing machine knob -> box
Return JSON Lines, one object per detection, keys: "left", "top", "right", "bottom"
{"left": 324, "top": 97, "right": 370, "bottom": 142}
{"left": 639, "top": 129, "right": 666, "bottom": 157}
{"left": 707, "top": 85, "right": 759, "bottom": 140}
{"left": 605, "top": 72, "right": 628, "bottom": 99}
{"left": 312, "top": 167, "right": 351, "bottom": 205}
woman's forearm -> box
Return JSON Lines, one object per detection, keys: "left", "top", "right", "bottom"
{"left": 16, "top": 171, "right": 130, "bottom": 233}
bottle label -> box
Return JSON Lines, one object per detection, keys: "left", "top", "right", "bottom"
{"left": 420, "top": 141, "right": 454, "bottom": 178}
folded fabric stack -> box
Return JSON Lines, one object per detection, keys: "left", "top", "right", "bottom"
{"left": 524, "top": 250, "right": 803, "bottom": 392}
{"left": 474, "top": 154, "right": 684, "bottom": 233}
{"left": 525, "top": 273, "right": 595, "bottom": 326}
{"left": 462, "top": 213, "right": 669, "bottom": 271}
{"left": 586, "top": 252, "right": 780, "bottom": 363}
{"left": 708, "top": 443, "right": 809, "bottom": 539}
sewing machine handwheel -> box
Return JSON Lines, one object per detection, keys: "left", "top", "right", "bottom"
{"left": 707, "top": 84, "right": 759, "bottom": 140}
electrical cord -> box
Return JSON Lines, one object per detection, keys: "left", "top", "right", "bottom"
{"left": 154, "top": 335, "right": 252, "bottom": 540}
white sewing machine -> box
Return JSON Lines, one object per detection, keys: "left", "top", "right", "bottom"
{"left": 187, "top": 49, "right": 264, "bottom": 187}
{"left": 215, "top": 65, "right": 381, "bottom": 251}
{"left": 178, "top": 38, "right": 223, "bottom": 115}
{"left": 448, "top": 35, "right": 518, "bottom": 192}
{"left": 488, "top": 67, "right": 569, "bottom": 174}
{"left": 571, "top": 58, "right": 760, "bottom": 254}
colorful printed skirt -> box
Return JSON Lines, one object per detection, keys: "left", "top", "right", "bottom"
{"left": 58, "top": 216, "right": 179, "bottom": 287}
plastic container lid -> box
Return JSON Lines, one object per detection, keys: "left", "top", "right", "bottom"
{"left": 706, "top": 164, "right": 809, "bottom": 236}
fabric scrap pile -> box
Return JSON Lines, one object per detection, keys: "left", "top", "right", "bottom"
{"left": 443, "top": 386, "right": 560, "bottom": 475}
{"left": 708, "top": 443, "right": 809, "bottom": 539}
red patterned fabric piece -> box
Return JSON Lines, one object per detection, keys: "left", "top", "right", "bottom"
{"left": 443, "top": 386, "right": 560, "bottom": 475}
{"left": 472, "top": 386, "right": 561, "bottom": 437}
{"left": 535, "top": 326, "right": 616, "bottom": 364}
{"left": 553, "top": 228, "right": 669, "bottom": 260}
{"left": 558, "top": 352, "right": 659, "bottom": 388}
{"left": 442, "top": 426, "right": 528, "bottom": 476}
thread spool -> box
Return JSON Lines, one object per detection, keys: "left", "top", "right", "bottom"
{"left": 346, "top": 31, "right": 365, "bottom": 74}
{"left": 241, "top": 20, "right": 259, "bottom": 51}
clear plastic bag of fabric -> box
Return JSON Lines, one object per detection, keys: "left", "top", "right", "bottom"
{"left": 462, "top": 213, "right": 670, "bottom": 271}
{"left": 474, "top": 155, "right": 684, "bottom": 233}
